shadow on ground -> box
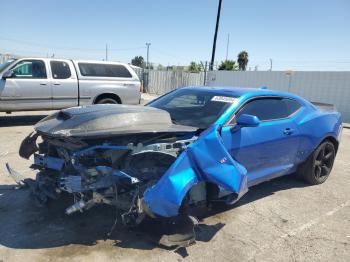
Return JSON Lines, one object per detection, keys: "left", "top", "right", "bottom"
{"left": 0, "top": 115, "right": 48, "bottom": 127}
{"left": 0, "top": 175, "right": 308, "bottom": 252}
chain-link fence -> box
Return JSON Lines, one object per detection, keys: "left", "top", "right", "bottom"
{"left": 146, "top": 70, "right": 205, "bottom": 94}
{"left": 135, "top": 69, "right": 205, "bottom": 95}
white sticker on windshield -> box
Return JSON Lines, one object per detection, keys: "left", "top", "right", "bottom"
{"left": 211, "top": 96, "right": 238, "bottom": 103}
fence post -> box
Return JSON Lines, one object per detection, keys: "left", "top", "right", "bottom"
{"left": 143, "top": 70, "right": 149, "bottom": 93}
{"left": 203, "top": 61, "right": 208, "bottom": 85}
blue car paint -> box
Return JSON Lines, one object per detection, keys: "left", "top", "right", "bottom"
{"left": 221, "top": 117, "right": 300, "bottom": 186}
{"left": 143, "top": 124, "right": 248, "bottom": 217}
{"left": 143, "top": 151, "right": 199, "bottom": 217}
{"left": 143, "top": 87, "right": 342, "bottom": 217}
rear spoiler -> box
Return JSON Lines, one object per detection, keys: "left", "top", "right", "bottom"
{"left": 311, "top": 102, "right": 336, "bottom": 111}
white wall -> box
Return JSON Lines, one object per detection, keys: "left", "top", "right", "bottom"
{"left": 207, "top": 71, "right": 350, "bottom": 123}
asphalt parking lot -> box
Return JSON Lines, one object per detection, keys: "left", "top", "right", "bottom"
{"left": 0, "top": 103, "right": 349, "bottom": 261}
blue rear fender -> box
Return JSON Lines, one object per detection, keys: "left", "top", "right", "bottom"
{"left": 294, "top": 110, "right": 342, "bottom": 163}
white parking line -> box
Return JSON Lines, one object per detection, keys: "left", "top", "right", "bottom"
{"left": 280, "top": 200, "right": 350, "bottom": 238}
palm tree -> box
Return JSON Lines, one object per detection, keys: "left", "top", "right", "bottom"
{"left": 237, "top": 51, "right": 249, "bottom": 71}
{"left": 218, "top": 60, "right": 237, "bottom": 71}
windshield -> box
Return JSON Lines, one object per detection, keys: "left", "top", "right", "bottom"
{"left": 0, "top": 59, "right": 16, "bottom": 74}
{"left": 148, "top": 88, "right": 238, "bottom": 129}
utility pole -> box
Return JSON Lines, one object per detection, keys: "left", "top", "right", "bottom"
{"left": 146, "top": 43, "right": 151, "bottom": 70}
{"left": 105, "top": 44, "right": 108, "bottom": 61}
{"left": 225, "top": 33, "right": 230, "bottom": 61}
{"left": 210, "top": 0, "right": 223, "bottom": 71}
{"left": 269, "top": 58, "right": 273, "bottom": 71}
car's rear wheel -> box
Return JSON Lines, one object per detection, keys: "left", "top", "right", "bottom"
{"left": 297, "top": 140, "right": 336, "bottom": 185}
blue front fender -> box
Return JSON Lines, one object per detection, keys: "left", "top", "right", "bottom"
{"left": 143, "top": 125, "right": 248, "bottom": 217}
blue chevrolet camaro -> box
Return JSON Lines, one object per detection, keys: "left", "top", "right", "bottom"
{"left": 9, "top": 86, "right": 342, "bottom": 235}
{"left": 143, "top": 87, "right": 342, "bottom": 217}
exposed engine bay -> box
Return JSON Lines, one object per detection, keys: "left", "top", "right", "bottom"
{"left": 16, "top": 131, "right": 198, "bottom": 227}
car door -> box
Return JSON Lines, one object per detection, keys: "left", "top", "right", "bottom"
{"left": 1, "top": 59, "right": 52, "bottom": 110}
{"left": 221, "top": 97, "right": 302, "bottom": 185}
{"left": 50, "top": 60, "right": 78, "bottom": 109}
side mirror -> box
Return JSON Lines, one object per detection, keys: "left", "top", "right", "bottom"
{"left": 2, "top": 70, "right": 14, "bottom": 79}
{"left": 236, "top": 114, "right": 260, "bottom": 127}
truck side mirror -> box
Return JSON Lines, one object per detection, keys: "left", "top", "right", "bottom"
{"left": 2, "top": 70, "right": 14, "bottom": 79}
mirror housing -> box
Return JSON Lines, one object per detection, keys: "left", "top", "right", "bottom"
{"left": 236, "top": 114, "right": 260, "bottom": 127}
{"left": 2, "top": 70, "right": 14, "bottom": 79}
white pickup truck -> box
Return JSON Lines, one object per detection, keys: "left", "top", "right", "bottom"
{"left": 0, "top": 58, "right": 141, "bottom": 112}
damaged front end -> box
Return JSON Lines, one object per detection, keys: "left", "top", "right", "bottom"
{"left": 8, "top": 104, "right": 248, "bottom": 245}
{"left": 32, "top": 133, "right": 197, "bottom": 225}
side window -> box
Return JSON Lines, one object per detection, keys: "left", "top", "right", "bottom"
{"left": 11, "top": 60, "right": 47, "bottom": 79}
{"left": 236, "top": 98, "right": 301, "bottom": 121}
{"left": 51, "top": 61, "right": 71, "bottom": 79}
{"left": 78, "top": 63, "right": 132, "bottom": 78}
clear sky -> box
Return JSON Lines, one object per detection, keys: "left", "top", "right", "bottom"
{"left": 1, "top": 0, "right": 349, "bottom": 71}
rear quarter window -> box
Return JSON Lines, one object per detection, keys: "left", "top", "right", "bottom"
{"left": 78, "top": 63, "right": 132, "bottom": 78}
{"left": 283, "top": 98, "right": 301, "bottom": 116}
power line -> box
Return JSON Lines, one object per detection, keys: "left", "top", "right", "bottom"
{"left": 152, "top": 48, "right": 187, "bottom": 60}
{"left": 0, "top": 36, "right": 145, "bottom": 52}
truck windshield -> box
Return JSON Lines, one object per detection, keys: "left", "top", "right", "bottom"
{"left": 0, "top": 60, "right": 16, "bottom": 74}
{"left": 148, "top": 88, "right": 238, "bottom": 129}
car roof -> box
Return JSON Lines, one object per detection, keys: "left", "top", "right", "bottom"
{"left": 182, "top": 86, "right": 301, "bottom": 99}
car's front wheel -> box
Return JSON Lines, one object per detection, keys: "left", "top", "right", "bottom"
{"left": 297, "top": 140, "right": 336, "bottom": 185}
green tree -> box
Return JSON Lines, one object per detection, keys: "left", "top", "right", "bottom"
{"left": 156, "top": 64, "right": 165, "bottom": 71}
{"left": 237, "top": 51, "right": 249, "bottom": 71}
{"left": 188, "top": 62, "right": 202, "bottom": 73}
{"left": 218, "top": 60, "right": 237, "bottom": 71}
{"left": 131, "top": 56, "right": 145, "bottom": 68}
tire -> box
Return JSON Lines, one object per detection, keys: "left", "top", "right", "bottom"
{"left": 296, "top": 140, "right": 336, "bottom": 185}
{"left": 96, "top": 97, "right": 118, "bottom": 104}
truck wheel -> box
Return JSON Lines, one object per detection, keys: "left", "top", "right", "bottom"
{"left": 296, "top": 140, "right": 335, "bottom": 185}
{"left": 96, "top": 97, "right": 119, "bottom": 104}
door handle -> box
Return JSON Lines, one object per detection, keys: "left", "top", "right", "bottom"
{"left": 40, "top": 83, "right": 47, "bottom": 86}
{"left": 53, "top": 82, "right": 61, "bottom": 86}
{"left": 283, "top": 128, "right": 294, "bottom": 135}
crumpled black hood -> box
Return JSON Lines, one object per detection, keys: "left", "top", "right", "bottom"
{"left": 35, "top": 104, "right": 196, "bottom": 137}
